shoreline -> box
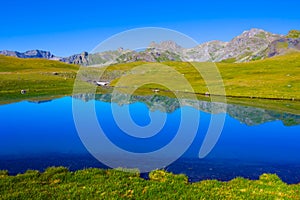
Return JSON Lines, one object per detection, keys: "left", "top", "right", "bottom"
{"left": 0, "top": 90, "right": 299, "bottom": 116}
{"left": 1, "top": 166, "right": 299, "bottom": 199}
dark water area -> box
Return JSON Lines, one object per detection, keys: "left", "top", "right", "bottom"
{"left": 0, "top": 95, "right": 299, "bottom": 183}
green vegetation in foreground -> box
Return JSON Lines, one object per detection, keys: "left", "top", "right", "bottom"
{"left": 0, "top": 167, "right": 299, "bottom": 199}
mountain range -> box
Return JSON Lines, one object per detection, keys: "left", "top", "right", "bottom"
{"left": 1, "top": 28, "right": 300, "bottom": 66}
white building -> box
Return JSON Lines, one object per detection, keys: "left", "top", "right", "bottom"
{"left": 96, "top": 81, "right": 109, "bottom": 86}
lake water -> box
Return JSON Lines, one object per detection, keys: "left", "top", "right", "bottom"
{"left": 0, "top": 94, "right": 300, "bottom": 183}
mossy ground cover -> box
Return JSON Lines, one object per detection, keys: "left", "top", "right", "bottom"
{"left": 0, "top": 167, "right": 299, "bottom": 199}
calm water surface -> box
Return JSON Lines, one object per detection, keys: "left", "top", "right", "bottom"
{"left": 0, "top": 95, "right": 299, "bottom": 183}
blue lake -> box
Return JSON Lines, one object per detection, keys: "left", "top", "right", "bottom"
{"left": 0, "top": 95, "right": 300, "bottom": 183}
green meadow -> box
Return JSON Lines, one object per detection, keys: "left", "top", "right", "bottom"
{"left": 0, "top": 167, "right": 299, "bottom": 199}
{"left": 0, "top": 55, "right": 79, "bottom": 103}
{"left": 60, "top": 52, "right": 300, "bottom": 114}
{"left": 0, "top": 52, "right": 299, "bottom": 113}
{"left": 103, "top": 52, "right": 300, "bottom": 101}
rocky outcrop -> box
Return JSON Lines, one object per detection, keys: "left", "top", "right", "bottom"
{"left": 60, "top": 51, "right": 89, "bottom": 65}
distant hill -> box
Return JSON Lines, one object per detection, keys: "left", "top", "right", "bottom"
{"left": 0, "top": 50, "right": 60, "bottom": 60}
{"left": 1, "top": 28, "right": 300, "bottom": 65}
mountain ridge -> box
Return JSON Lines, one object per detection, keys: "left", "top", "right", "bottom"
{"left": 1, "top": 29, "right": 299, "bottom": 65}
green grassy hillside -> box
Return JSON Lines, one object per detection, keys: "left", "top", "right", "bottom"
{"left": 0, "top": 53, "right": 299, "bottom": 113}
{"left": 0, "top": 167, "right": 299, "bottom": 199}
{"left": 89, "top": 52, "right": 300, "bottom": 114}
{"left": 100, "top": 52, "right": 300, "bottom": 100}
{"left": 217, "top": 52, "right": 300, "bottom": 99}
{"left": 0, "top": 55, "right": 79, "bottom": 103}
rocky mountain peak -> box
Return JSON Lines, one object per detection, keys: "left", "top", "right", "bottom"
{"left": 0, "top": 50, "right": 19, "bottom": 57}
{"left": 237, "top": 28, "right": 282, "bottom": 42}
{"left": 149, "top": 40, "right": 183, "bottom": 53}
{"left": 0, "top": 49, "right": 59, "bottom": 60}
{"left": 23, "top": 50, "right": 55, "bottom": 59}
{"left": 117, "top": 47, "right": 124, "bottom": 52}
{"left": 241, "top": 28, "right": 266, "bottom": 37}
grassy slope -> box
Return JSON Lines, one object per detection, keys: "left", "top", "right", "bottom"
{"left": 0, "top": 167, "right": 299, "bottom": 199}
{"left": 0, "top": 55, "right": 79, "bottom": 103}
{"left": 105, "top": 52, "right": 300, "bottom": 100}
{"left": 0, "top": 53, "right": 299, "bottom": 114}
{"left": 217, "top": 52, "right": 300, "bottom": 99}
{"left": 100, "top": 53, "right": 300, "bottom": 114}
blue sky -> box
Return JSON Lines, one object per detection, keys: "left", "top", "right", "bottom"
{"left": 1, "top": 0, "right": 300, "bottom": 56}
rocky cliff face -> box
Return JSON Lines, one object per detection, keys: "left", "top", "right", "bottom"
{"left": 60, "top": 51, "right": 89, "bottom": 65}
